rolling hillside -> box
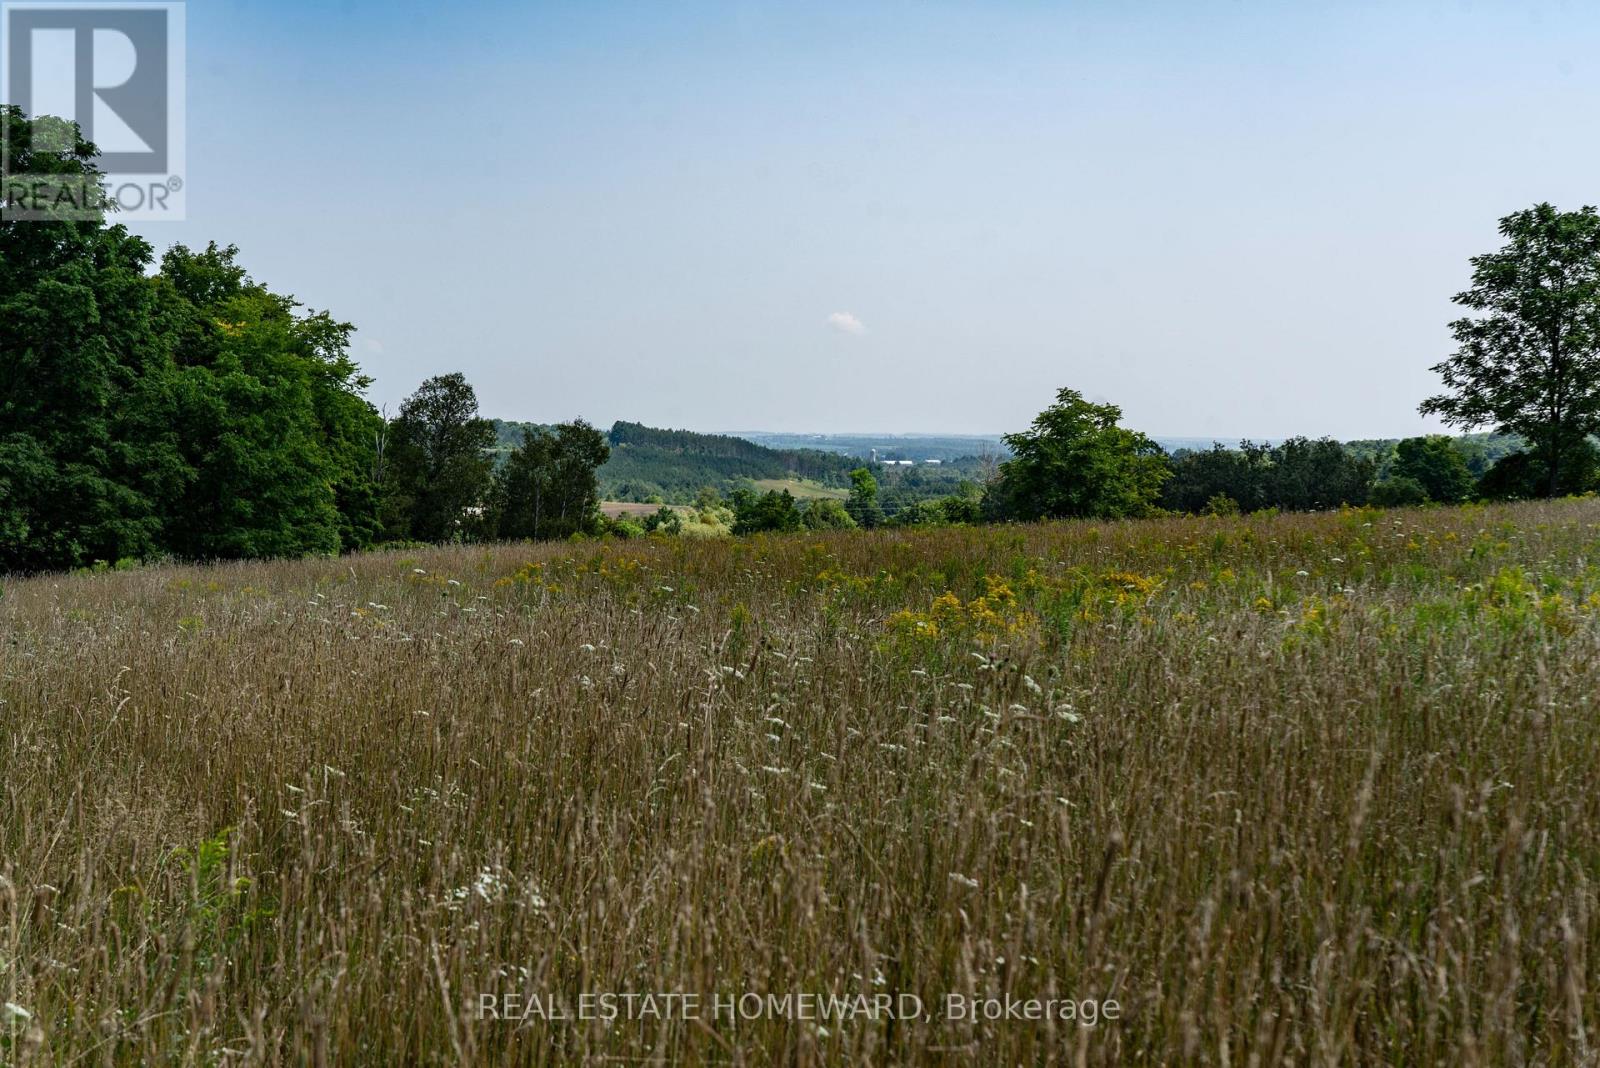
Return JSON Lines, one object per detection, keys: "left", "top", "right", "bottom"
{"left": 602, "top": 421, "right": 860, "bottom": 501}
{"left": 490, "top": 420, "right": 863, "bottom": 503}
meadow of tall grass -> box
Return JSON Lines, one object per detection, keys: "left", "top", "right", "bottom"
{"left": 3, "top": 499, "right": 1600, "bottom": 1064}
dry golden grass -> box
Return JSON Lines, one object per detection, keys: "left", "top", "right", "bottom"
{"left": 3, "top": 499, "right": 1600, "bottom": 1064}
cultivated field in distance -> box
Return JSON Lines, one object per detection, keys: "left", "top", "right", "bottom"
{"left": 3, "top": 499, "right": 1600, "bottom": 1064}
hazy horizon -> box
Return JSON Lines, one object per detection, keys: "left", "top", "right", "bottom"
{"left": 122, "top": 1, "right": 1600, "bottom": 438}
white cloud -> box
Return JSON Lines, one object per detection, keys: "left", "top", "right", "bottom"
{"left": 825, "top": 311, "right": 865, "bottom": 335}
{"left": 362, "top": 337, "right": 385, "bottom": 354}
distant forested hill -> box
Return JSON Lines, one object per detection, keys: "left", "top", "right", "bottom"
{"left": 488, "top": 420, "right": 862, "bottom": 502}
{"left": 602, "top": 422, "right": 859, "bottom": 501}
{"left": 736, "top": 431, "right": 1009, "bottom": 464}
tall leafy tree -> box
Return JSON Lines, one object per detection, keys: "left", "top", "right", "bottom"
{"left": 491, "top": 420, "right": 610, "bottom": 540}
{"left": 0, "top": 107, "right": 187, "bottom": 571}
{"left": 1421, "top": 204, "right": 1600, "bottom": 497}
{"left": 989, "top": 388, "right": 1170, "bottom": 521}
{"left": 1391, "top": 436, "right": 1474, "bottom": 504}
{"left": 382, "top": 373, "right": 496, "bottom": 542}
{"left": 844, "top": 467, "right": 884, "bottom": 528}
{"left": 155, "top": 243, "right": 381, "bottom": 559}
{"left": 732, "top": 489, "right": 803, "bottom": 534}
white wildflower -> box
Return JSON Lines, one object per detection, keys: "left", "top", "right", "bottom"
{"left": 473, "top": 867, "right": 505, "bottom": 901}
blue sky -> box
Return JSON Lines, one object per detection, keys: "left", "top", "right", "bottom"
{"left": 128, "top": 1, "right": 1600, "bottom": 437}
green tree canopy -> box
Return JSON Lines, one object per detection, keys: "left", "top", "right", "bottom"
{"left": 989, "top": 388, "right": 1170, "bottom": 521}
{"left": 845, "top": 467, "right": 884, "bottom": 529}
{"left": 0, "top": 107, "right": 184, "bottom": 571}
{"left": 1392, "top": 436, "right": 1474, "bottom": 504}
{"left": 156, "top": 243, "right": 382, "bottom": 559}
{"left": 1370, "top": 476, "right": 1430, "bottom": 508}
{"left": 381, "top": 373, "right": 496, "bottom": 542}
{"left": 732, "top": 490, "right": 802, "bottom": 535}
{"left": 1421, "top": 203, "right": 1600, "bottom": 497}
{"left": 491, "top": 420, "right": 610, "bottom": 541}
{"left": 1162, "top": 439, "right": 1374, "bottom": 514}
{"left": 800, "top": 497, "right": 857, "bottom": 531}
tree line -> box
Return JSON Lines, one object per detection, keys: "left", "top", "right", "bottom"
{"left": 0, "top": 108, "right": 612, "bottom": 573}
{"left": 3, "top": 106, "right": 1596, "bottom": 569}
{"left": 744, "top": 203, "right": 1600, "bottom": 530}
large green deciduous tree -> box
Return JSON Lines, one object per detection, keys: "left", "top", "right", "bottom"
{"left": 0, "top": 107, "right": 187, "bottom": 571}
{"left": 1391, "top": 435, "right": 1474, "bottom": 504}
{"left": 731, "top": 489, "right": 802, "bottom": 534}
{"left": 381, "top": 373, "right": 496, "bottom": 542}
{"left": 156, "top": 243, "right": 382, "bottom": 559}
{"left": 1, "top": 108, "right": 383, "bottom": 571}
{"left": 1421, "top": 204, "right": 1600, "bottom": 497}
{"left": 989, "top": 388, "right": 1169, "bottom": 521}
{"left": 491, "top": 420, "right": 610, "bottom": 541}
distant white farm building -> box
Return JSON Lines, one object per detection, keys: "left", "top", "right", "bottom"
{"left": 868, "top": 447, "right": 931, "bottom": 466}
